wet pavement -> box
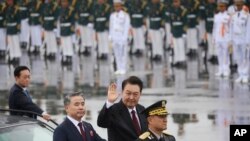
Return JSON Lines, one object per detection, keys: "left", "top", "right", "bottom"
{"left": 0, "top": 48, "right": 250, "bottom": 141}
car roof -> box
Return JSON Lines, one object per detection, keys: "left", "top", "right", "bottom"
{"left": 0, "top": 114, "right": 39, "bottom": 129}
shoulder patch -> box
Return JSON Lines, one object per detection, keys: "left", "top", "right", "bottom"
{"left": 139, "top": 131, "right": 150, "bottom": 140}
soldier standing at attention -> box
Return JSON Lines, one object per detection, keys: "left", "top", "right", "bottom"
{"left": 28, "top": 0, "right": 43, "bottom": 54}
{"left": 136, "top": 100, "right": 176, "bottom": 141}
{"left": 0, "top": 1, "right": 6, "bottom": 58}
{"left": 17, "top": 0, "right": 29, "bottom": 49}
{"left": 59, "top": 0, "right": 75, "bottom": 64}
{"left": 169, "top": 0, "right": 187, "bottom": 68}
{"left": 42, "top": 0, "right": 60, "bottom": 59}
{"left": 109, "top": 0, "right": 130, "bottom": 75}
{"left": 146, "top": 0, "right": 165, "bottom": 61}
{"left": 6, "top": 0, "right": 21, "bottom": 63}
{"left": 93, "top": 0, "right": 111, "bottom": 60}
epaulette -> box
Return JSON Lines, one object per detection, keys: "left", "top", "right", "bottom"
{"left": 36, "top": 1, "right": 42, "bottom": 11}
{"left": 142, "top": 1, "right": 147, "bottom": 9}
{"left": 104, "top": 3, "right": 110, "bottom": 13}
{"left": 162, "top": 130, "right": 173, "bottom": 136}
{"left": 194, "top": 0, "right": 200, "bottom": 10}
{"left": 14, "top": 5, "right": 19, "bottom": 14}
{"left": 69, "top": 6, "right": 74, "bottom": 17}
{"left": 52, "top": 2, "right": 58, "bottom": 12}
{"left": 181, "top": 6, "right": 187, "bottom": 17}
{"left": 160, "top": 3, "right": 164, "bottom": 11}
{"left": 139, "top": 131, "right": 151, "bottom": 140}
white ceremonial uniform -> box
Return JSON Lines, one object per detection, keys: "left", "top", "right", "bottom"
{"left": 213, "top": 11, "right": 231, "bottom": 77}
{"left": 7, "top": 34, "right": 21, "bottom": 59}
{"left": 109, "top": 9, "right": 130, "bottom": 74}
{"left": 0, "top": 28, "right": 6, "bottom": 51}
{"left": 231, "top": 6, "right": 250, "bottom": 83}
{"left": 20, "top": 18, "right": 30, "bottom": 45}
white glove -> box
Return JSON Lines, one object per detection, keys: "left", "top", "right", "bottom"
{"left": 87, "top": 23, "right": 93, "bottom": 28}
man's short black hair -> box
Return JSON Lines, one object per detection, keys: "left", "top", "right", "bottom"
{"left": 64, "top": 92, "right": 85, "bottom": 106}
{"left": 14, "top": 66, "right": 30, "bottom": 77}
{"left": 122, "top": 76, "right": 143, "bottom": 92}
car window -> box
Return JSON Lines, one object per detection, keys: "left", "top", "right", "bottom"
{"left": 0, "top": 123, "right": 53, "bottom": 141}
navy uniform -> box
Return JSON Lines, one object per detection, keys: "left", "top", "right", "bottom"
{"left": 146, "top": 0, "right": 165, "bottom": 61}
{"left": 93, "top": 0, "right": 111, "bottom": 59}
{"left": 205, "top": 0, "right": 217, "bottom": 62}
{"left": 75, "top": 0, "right": 94, "bottom": 55}
{"left": 0, "top": 1, "right": 6, "bottom": 57}
{"left": 59, "top": 0, "right": 75, "bottom": 64}
{"left": 42, "top": 0, "right": 60, "bottom": 58}
{"left": 16, "top": 0, "right": 29, "bottom": 48}
{"left": 28, "top": 0, "right": 43, "bottom": 53}
{"left": 169, "top": 0, "right": 187, "bottom": 67}
{"left": 6, "top": 0, "right": 22, "bottom": 62}
{"left": 127, "top": 0, "right": 146, "bottom": 55}
{"left": 136, "top": 100, "right": 176, "bottom": 141}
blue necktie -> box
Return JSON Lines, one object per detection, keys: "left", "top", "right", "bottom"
{"left": 24, "top": 90, "right": 32, "bottom": 101}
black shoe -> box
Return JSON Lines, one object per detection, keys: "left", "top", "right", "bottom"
{"left": 134, "top": 49, "right": 143, "bottom": 56}
{"left": 99, "top": 53, "right": 108, "bottom": 60}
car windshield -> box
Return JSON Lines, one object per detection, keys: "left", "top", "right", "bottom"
{"left": 0, "top": 123, "right": 53, "bottom": 141}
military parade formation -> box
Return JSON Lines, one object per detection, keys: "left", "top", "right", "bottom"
{"left": 0, "top": 0, "right": 250, "bottom": 82}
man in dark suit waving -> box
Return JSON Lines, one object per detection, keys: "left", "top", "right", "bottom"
{"left": 8, "top": 66, "right": 50, "bottom": 120}
{"left": 97, "top": 76, "right": 148, "bottom": 141}
{"left": 53, "top": 92, "right": 106, "bottom": 141}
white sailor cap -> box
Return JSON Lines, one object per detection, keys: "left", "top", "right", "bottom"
{"left": 217, "top": 0, "right": 229, "bottom": 4}
{"left": 113, "top": 0, "right": 123, "bottom": 4}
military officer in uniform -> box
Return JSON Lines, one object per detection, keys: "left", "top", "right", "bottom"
{"left": 17, "top": 0, "right": 29, "bottom": 49}
{"left": 6, "top": 0, "right": 22, "bottom": 63}
{"left": 42, "top": 0, "right": 60, "bottom": 58}
{"left": 136, "top": 100, "right": 176, "bottom": 141}
{"left": 59, "top": 0, "right": 75, "bottom": 64}
{"left": 169, "top": 0, "right": 187, "bottom": 68}
{"left": 93, "top": 0, "right": 111, "bottom": 60}
{"left": 109, "top": 0, "right": 130, "bottom": 74}
{"left": 28, "top": 0, "right": 43, "bottom": 54}
{"left": 0, "top": 1, "right": 6, "bottom": 58}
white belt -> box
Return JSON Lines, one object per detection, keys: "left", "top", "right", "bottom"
{"left": 132, "top": 14, "right": 143, "bottom": 18}
{"left": 44, "top": 17, "right": 55, "bottom": 20}
{"left": 150, "top": 17, "right": 161, "bottom": 21}
{"left": 96, "top": 17, "right": 106, "bottom": 22}
{"left": 7, "top": 23, "right": 17, "bottom": 26}
{"left": 172, "top": 22, "right": 183, "bottom": 26}
{"left": 0, "top": 17, "right": 3, "bottom": 20}
{"left": 80, "top": 13, "right": 89, "bottom": 17}
{"left": 19, "top": 7, "right": 27, "bottom": 10}
{"left": 199, "top": 6, "right": 205, "bottom": 9}
{"left": 60, "top": 23, "right": 71, "bottom": 27}
{"left": 30, "top": 13, "right": 40, "bottom": 17}
{"left": 165, "top": 12, "right": 170, "bottom": 16}
{"left": 187, "top": 14, "right": 196, "bottom": 18}
{"left": 207, "top": 17, "right": 214, "bottom": 21}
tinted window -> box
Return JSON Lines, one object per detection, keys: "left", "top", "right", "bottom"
{"left": 0, "top": 123, "right": 53, "bottom": 141}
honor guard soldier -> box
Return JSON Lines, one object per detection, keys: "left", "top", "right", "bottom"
{"left": 16, "top": 0, "right": 29, "bottom": 49}
{"left": 42, "top": 0, "right": 60, "bottom": 59}
{"left": 169, "top": 0, "right": 187, "bottom": 68}
{"left": 230, "top": 0, "right": 250, "bottom": 83}
{"left": 146, "top": 0, "right": 165, "bottom": 61}
{"left": 213, "top": 0, "right": 231, "bottom": 77}
{"left": 198, "top": 0, "right": 206, "bottom": 46}
{"left": 6, "top": 0, "right": 22, "bottom": 63}
{"left": 93, "top": 0, "right": 111, "bottom": 60}
{"left": 109, "top": 0, "right": 130, "bottom": 74}
{"left": 75, "top": 0, "right": 94, "bottom": 55}
{"left": 136, "top": 100, "right": 176, "bottom": 141}
{"left": 183, "top": 0, "right": 200, "bottom": 57}
{"left": 205, "top": 0, "right": 218, "bottom": 63}
{"left": 0, "top": 1, "right": 6, "bottom": 58}
{"left": 28, "top": 0, "right": 43, "bottom": 54}
{"left": 59, "top": 0, "right": 75, "bottom": 64}
{"left": 163, "top": 0, "right": 172, "bottom": 50}
{"left": 127, "top": 0, "right": 147, "bottom": 56}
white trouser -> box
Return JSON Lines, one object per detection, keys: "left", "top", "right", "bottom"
{"left": 30, "top": 25, "right": 42, "bottom": 47}
{"left": 234, "top": 43, "right": 249, "bottom": 78}
{"left": 187, "top": 28, "right": 198, "bottom": 50}
{"left": 198, "top": 20, "right": 205, "bottom": 43}
{"left": 0, "top": 28, "right": 6, "bottom": 50}
{"left": 165, "top": 23, "right": 172, "bottom": 47}
{"left": 7, "top": 35, "right": 21, "bottom": 59}
{"left": 216, "top": 41, "right": 230, "bottom": 74}
{"left": 79, "top": 25, "right": 94, "bottom": 49}
{"left": 99, "top": 61, "right": 111, "bottom": 87}
{"left": 44, "top": 31, "right": 57, "bottom": 54}
{"left": 149, "top": 29, "right": 163, "bottom": 56}
{"left": 173, "top": 37, "right": 185, "bottom": 63}
{"left": 132, "top": 27, "right": 145, "bottom": 51}
{"left": 112, "top": 41, "right": 127, "bottom": 72}
{"left": 61, "top": 36, "right": 73, "bottom": 56}
{"left": 97, "top": 31, "right": 109, "bottom": 55}
{"left": 20, "top": 18, "right": 30, "bottom": 43}
{"left": 207, "top": 33, "right": 217, "bottom": 57}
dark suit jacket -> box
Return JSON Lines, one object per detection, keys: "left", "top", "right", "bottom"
{"left": 97, "top": 100, "right": 148, "bottom": 141}
{"left": 53, "top": 117, "right": 106, "bottom": 141}
{"left": 8, "top": 84, "right": 43, "bottom": 118}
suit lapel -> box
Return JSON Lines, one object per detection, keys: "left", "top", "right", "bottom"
{"left": 83, "top": 122, "right": 92, "bottom": 141}
{"left": 136, "top": 106, "right": 147, "bottom": 132}
{"left": 65, "top": 118, "right": 83, "bottom": 141}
